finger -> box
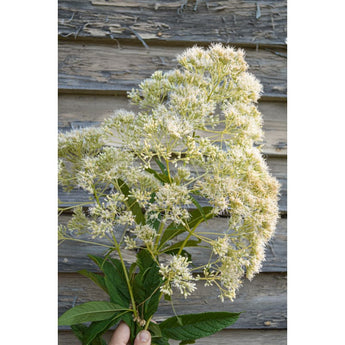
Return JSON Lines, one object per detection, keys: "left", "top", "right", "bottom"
{"left": 133, "top": 330, "right": 151, "bottom": 345}
{"left": 109, "top": 322, "right": 131, "bottom": 345}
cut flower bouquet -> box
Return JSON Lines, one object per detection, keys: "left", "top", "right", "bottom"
{"left": 58, "top": 44, "right": 280, "bottom": 345}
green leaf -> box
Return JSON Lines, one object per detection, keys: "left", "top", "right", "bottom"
{"left": 136, "top": 249, "right": 155, "bottom": 273}
{"left": 129, "top": 262, "right": 137, "bottom": 278}
{"left": 145, "top": 167, "right": 170, "bottom": 184}
{"left": 103, "top": 258, "right": 131, "bottom": 308}
{"left": 88, "top": 254, "right": 108, "bottom": 270}
{"left": 145, "top": 192, "right": 162, "bottom": 232}
{"left": 71, "top": 323, "right": 107, "bottom": 345}
{"left": 154, "top": 157, "right": 168, "bottom": 176}
{"left": 71, "top": 324, "right": 87, "bottom": 342}
{"left": 158, "top": 206, "right": 214, "bottom": 249}
{"left": 58, "top": 301, "right": 129, "bottom": 326}
{"left": 78, "top": 270, "right": 108, "bottom": 294}
{"left": 158, "top": 226, "right": 186, "bottom": 249}
{"left": 189, "top": 194, "right": 207, "bottom": 221}
{"left": 88, "top": 255, "right": 130, "bottom": 308}
{"left": 148, "top": 322, "right": 162, "bottom": 338}
{"left": 163, "top": 249, "right": 192, "bottom": 262}
{"left": 83, "top": 319, "right": 114, "bottom": 345}
{"left": 159, "top": 312, "right": 240, "bottom": 341}
{"left": 180, "top": 340, "right": 195, "bottom": 345}
{"left": 133, "top": 250, "right": 163, "bottom": 320}
{"left": 152, "top": 337, "right": 170, "bottom": 345}
{"left": 117, "top": 178, "right": 145, "bottom": 224}
{"left": 83, "top": 311, "right": 130, "bottom": 345}
{"left": 120, "top": 312, "right": 138, "bottom": 344}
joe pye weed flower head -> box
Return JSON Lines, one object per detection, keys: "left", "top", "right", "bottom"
{"left": 59, "top": 44, "right": 280, "bottom": 312}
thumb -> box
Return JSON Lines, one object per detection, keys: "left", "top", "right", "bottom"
{"left": 134, "top": 330, "right": 151, "bottom": 345}
{"left": 109, "top": 322, "right": 130, "bottom": 345}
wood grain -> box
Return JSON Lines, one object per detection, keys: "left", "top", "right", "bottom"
{"left": 59, "top": 329, "right": 287, "bottom": 345}
{"left": 58, "top": 42, "right": 287, "bottom": 98}
{"left": 57, "top": 2, "right": 287, "bottom": 341}
{"left": 58, "top": 215, "right": 287, "bottom": 273}
{"left": 58, "top": 0, "right": 287, "bottom": 47}
{"left": 58, "top": 95, "right": 287, "bottom": 156}
{"left": 59, "top": 272, "right": 287, "bottom": 329}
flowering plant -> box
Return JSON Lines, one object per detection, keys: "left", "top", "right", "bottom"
{"left": 58, "top": 44, "right": 280, "bottom": 345}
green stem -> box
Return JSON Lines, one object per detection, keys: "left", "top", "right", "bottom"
{"left": 165, "top": 158, "right": 172, "bottom": 184}
{"left": 153, "top": 215, "right": 167, "bottom": 252}
{"left": 177, "top": 215, "right": 209, "bottom": 256}
{"left": 114, "top": 243, "right": 139, "bottom": 318}
{"left": 58, "top": 235, "right": 114, "bottom": 249}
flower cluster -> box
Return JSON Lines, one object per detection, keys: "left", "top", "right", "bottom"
{"left": 58, "top": 44, "right": 280, "bottom": 303}
{"left": 159, "top": 255, "right": 197, "bottom": 298}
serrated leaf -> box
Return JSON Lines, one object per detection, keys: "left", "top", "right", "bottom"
{"left": 133, "top": 250, "right": 163, "bottom": 320}
{"left": 71, "top": 323, "right": 107, "bottom": 345}
{"left": 78, "top": 270, "right": 108, "bottom": 294}
{"left": 58, "top": 301, "right": 129, "bottom": 326}
{"left": 83, "top": 311, "right": 130, "bottom": 345}
{"left": 159, "top": 312, "right": 240, "bottom": 341}
{"left": 104, "top": 259, "right": 131, "bottom": 308}
{"left": 88, "top": 255, "right": 130, "bottom": 308}
{"left": 71, "top": 324, "right": 88, "bottom": 342}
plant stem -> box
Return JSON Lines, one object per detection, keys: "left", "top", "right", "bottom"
{"left": 177, "top": 215, "right": 209, "bottom": 256}
{"left": 59, "top": 236, "right": 114, "bottom": 249}
{"left": 143, "top": 291, "right": 164, "bottom": 331}
{"left": 165, "top": 158, "right": 172, "bottom": 183}
{"left": 114, "top": 244, "right": 139, "bottom": 318}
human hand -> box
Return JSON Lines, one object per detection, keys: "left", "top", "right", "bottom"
{"left": 109, "top": 321, "right": 151, "bottom": 345}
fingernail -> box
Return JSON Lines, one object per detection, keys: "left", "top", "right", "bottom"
{"left": 139, "top": 330, "right": 150, "bottom": 342}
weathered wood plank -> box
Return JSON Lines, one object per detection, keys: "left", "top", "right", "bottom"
{"left": 58, "top": 216, "right": 286, "bottom": 273}
{"left": 59, "top": 329, "right": 287, "bottom": 345}
{"left": 58, "top": 272, "right": 287, "bottom": 329}
{"left": 58, "top": 0, "right": 287, "bottom": 47}
{"left": 58, "top": 42, "right": 287, "bottom": 98}
{"left": 58, "top": 95, "right": 287, "bottom": 156}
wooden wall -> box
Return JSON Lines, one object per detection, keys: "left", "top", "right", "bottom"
{"left": 58, "top": 1, "right": 287, "bottom": 344}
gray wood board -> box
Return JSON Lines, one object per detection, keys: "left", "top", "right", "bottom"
{"left": 58, "top": 215, "right": 286, "bottom": 272}
{"left": 59, "top": 272, "right": 287, "bottom": 329}
{"left": 58, "top": 0, "right": 287, "bottom": 47}
{"left": 58, "top": 98, "right": 287, "bottom": 156}
{"left": 58, "top": 42, "right": 287, "bottom": 98}
{"left": 59, "top": 329, "right": 287, "bottom": 345}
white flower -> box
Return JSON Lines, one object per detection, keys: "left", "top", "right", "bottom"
{"left": 159, "top": 255, "right": 197, "bottom": 298}
{"left": 58, "top": 44, "right": 280, "bottom": 303}
{"left": 131, "top": 224, "right": 157, "bottom": 247}
{"left": 212, "top": 235, "right": 230, "bottom": 258}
